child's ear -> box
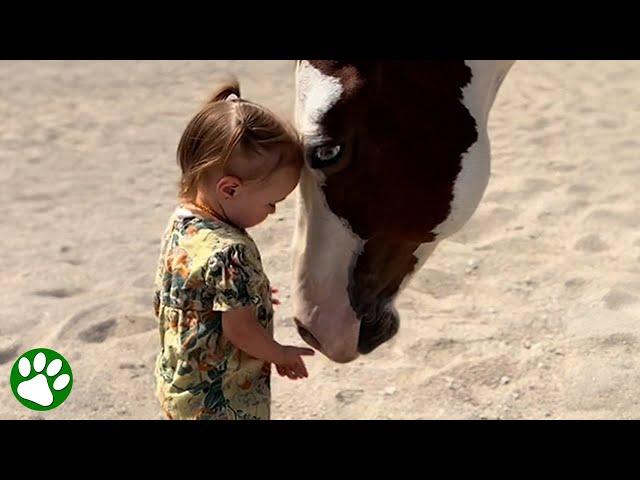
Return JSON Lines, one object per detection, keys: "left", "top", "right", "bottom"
{"left": 217, "top": 176, "right": 242, "bottom": 200}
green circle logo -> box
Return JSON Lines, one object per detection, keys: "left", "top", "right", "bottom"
{"left": 10, "top": 348, "right": 73, "bottom": 411}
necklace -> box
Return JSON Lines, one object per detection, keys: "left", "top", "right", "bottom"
{"left": 191, "top": 200, "right": 241, "bottom": 230}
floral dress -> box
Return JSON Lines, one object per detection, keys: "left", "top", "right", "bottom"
{"left": 153, "top": 206, "right": 273, "bottom": 420}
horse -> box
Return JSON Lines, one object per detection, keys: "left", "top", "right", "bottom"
{"left": 291, "top": 60, "right": 515, "bottom": 363}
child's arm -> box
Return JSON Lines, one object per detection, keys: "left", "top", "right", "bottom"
{"left": 222, "top": 307, "right": 315, "bottom": 378}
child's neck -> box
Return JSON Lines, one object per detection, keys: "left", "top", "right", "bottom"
{"left": 189, "top": 193, "right": 240, "bottom": 230}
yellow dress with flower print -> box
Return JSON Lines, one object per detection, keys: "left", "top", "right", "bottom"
{"left": 153, "top": 206, "right": 273, "bottom": 420}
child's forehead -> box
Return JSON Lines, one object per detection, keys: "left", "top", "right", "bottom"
{"left": 226, "top": 146, "right": 278, "bottom": 177}
{"left": 245, "top": 143, "right": 299, "bottom": 166}
{"left": 253, "top": 166, "right": 300, "bottom": 194}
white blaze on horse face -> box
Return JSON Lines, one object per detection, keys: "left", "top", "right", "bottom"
{"left": 295, "top": 61, "right": 343, "bottom": 138}
{"left": 433, "top": 60, "right": 515, "bottom": 238}
{"left": 292, "top": 61, "right": 364, "bottom": 362}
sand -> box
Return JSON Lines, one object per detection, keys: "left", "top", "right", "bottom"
{"left": 0, "top": 60, "right": 638, "bottom": 419}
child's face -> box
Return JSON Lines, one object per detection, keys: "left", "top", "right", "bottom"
{"left": 220, "top": 165, "right": 300, "bottom": 229}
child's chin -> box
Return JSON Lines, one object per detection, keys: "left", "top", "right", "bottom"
{"left": 244, "top": 217, "right": 268, "bottom": 229}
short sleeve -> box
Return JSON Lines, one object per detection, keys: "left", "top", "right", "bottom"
{"left": 204, "top": 243, "right": 262, "bottom": 312}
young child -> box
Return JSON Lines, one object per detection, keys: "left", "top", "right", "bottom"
{"left": 153, "top": 81, "right": 314, "bottom": 420}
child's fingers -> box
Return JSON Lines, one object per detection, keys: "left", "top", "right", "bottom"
{"left": 293, "top": 359, "right": 309, "bottom": 378}
{"left": 277, "top": 364, "right": 299, "bottom": 380}
{"left": 293, "top": 347, "right": 315, "bottom": 357}
{"left": 270, "top": 286, "right": 280, "bottom": 306}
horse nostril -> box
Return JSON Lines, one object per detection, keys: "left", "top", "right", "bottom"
{"left": 293, "top": 318, "right": 321, "bottom": 350}
{"left": 357, "top": 309, "right": 399, "bottom": 355}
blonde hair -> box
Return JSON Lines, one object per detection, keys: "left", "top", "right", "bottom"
{"left": 177, "top": 79, "right": 303, "bottom": 201}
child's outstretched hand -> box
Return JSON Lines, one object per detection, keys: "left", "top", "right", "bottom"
{"left": 271, "top": 287, "right": 280, "bottom": 306}
{"left": 275, "top": 345, "right": 315, "bottom": 380}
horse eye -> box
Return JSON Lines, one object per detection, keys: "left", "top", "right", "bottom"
{"left": 315, "top": 145, "right": 341, "bottom": 160}
{"left": 311, "top": 144, "right": 343, "bottom": 168}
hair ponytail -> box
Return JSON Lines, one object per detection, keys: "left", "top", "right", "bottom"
{"left": 208, "top": 78, "right": 241, "bottom": 104}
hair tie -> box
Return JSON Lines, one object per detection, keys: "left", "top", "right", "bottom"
{"left": 226, "top": 93, "right": 239, "bottom": 101}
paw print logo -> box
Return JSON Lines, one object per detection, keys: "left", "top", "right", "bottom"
{"left": 10, "top": 348, "right": 73, "bottom": 411}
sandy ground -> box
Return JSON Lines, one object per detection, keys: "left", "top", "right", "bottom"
{"left": 1, "top": 60, "right": 639, "bottom": 420}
